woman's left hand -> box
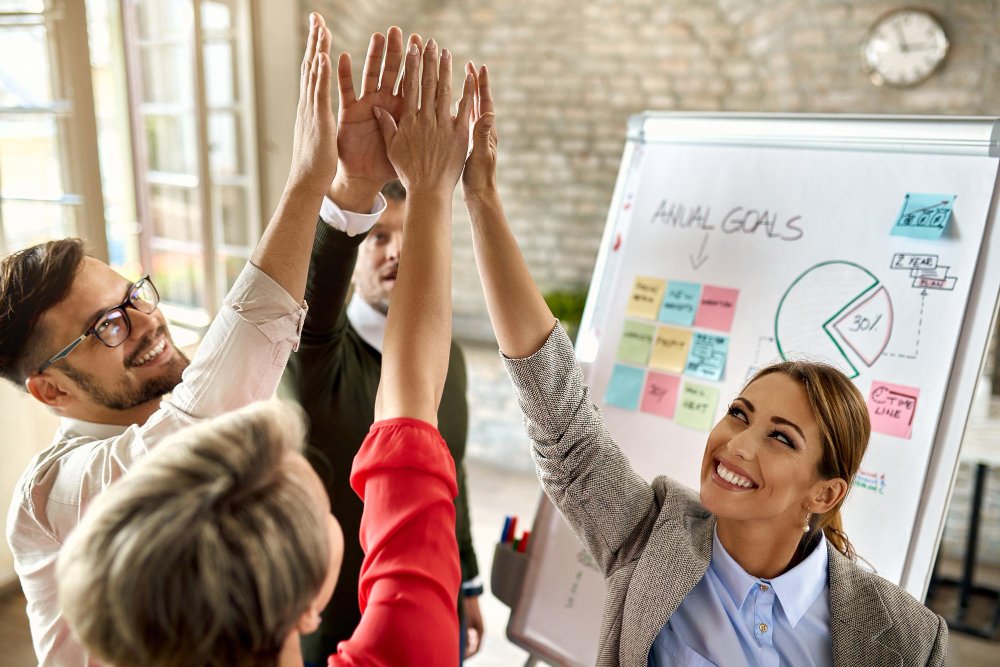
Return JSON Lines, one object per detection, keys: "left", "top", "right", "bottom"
{"left": 373, "top": 38, "right": 474, "bottom": 196}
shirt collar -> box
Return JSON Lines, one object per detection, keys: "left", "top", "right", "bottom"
{"left": 710, "top": 528, "right": 829, "bottom": 627}
{"left": 58, "top": 416, "right": 129, "bottom": 441}
{"left": 346, "top": 292, "right": 387, "bottom": 353}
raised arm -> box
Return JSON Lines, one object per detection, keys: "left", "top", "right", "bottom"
{"left": 371, "top": 37, "right": 474, "bottom": 424}
{"left": 249, "top": 13, "right": 337, "bottom": 303}
{"left": 461, "top": 65, "right": 555, "bottom": 359}
{"left": 461, "top": 66, "right": 659, "bottom": 577}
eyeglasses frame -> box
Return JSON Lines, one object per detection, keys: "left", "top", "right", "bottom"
{"left": 35, "top": 275, "right": 159, "bottom": 374}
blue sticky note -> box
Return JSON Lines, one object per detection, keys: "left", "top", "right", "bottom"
{"left": 685, "top": 332, "right": 729, "bottom": 381}
{"left": 605, "top": 364, "right": 646, "bottom": 411}
{"left": 659, "top": 281, "right": 701, "bottom": 326}
{"left": 890, "top": 193, "right": 956, "bottom": 240}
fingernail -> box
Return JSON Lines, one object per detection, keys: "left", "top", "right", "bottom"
{"left": 373, "top": 107, "right": 382, "bottom": 119}
{"left": 310, "top": 13, "right": 317, "bottom": 26}
{"left": 466, "top": 72, "right": 473, "bottom": 83}
{"left": 427, "top": 38, "right": 437, "bottom": 50}
{"left": 442, "top": 48, "right": 451, "bottom": 61}
{"left": 408, "top": 42, "right": 418, "bottom": 56}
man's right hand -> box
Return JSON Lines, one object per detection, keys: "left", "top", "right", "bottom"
{"left": 286, "top": 13, "right": 337, "bottom": 199}
{"left": 329, "top": 27, "right": 410, "bottom": 210}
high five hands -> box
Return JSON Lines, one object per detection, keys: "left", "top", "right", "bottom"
{"left": 462, "top": 62, "right": 499, "bottom": 198}
{"left": 287, "top": 13, "right": 337, "bottom": 199}
{"left": 372, "top": 38, "right": 475, "bottom": 194}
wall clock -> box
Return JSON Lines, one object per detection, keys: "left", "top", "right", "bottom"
{"left": 862, "top": 8, "right": 949, "bottom": 87}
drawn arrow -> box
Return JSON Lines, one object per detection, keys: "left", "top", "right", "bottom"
{"left": 885, "top": 290, "right": 925, "bottom": 360}
{"left": 689, "top": 233, "right": 710, "bottom": 270}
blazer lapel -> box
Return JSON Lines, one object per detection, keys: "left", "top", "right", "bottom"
{"left": 619, "top": 513, "right": 714, "bottom": 666}
{"left": 828, "top": 545, "right": 903, "bottom": 667}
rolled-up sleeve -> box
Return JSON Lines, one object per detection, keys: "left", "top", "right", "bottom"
{"left": 167, "top": 262, "right": 306, "bottom": 418}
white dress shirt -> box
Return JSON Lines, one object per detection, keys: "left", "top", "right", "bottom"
{"left": 6, "top": 263, "right": 306, "bottom": 667}
{"left": 651, "top": 529, "right": 832, "bottom": 667}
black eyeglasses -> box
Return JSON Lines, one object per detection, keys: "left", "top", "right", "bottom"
{"left": 36, "top": 276, "right": 160, "bottom": 374}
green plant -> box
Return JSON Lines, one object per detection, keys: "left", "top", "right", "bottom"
{"left": 543, "top": 288, "right": 589, "bottom": 341}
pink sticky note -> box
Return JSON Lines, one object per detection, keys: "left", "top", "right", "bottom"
{"left": 694, "top": 285, "right": 739, "bottom": 332}
{"left": 867, "top": 381, "right": 919, "bottom": 439}
{"left": 640, "top": 372, "right": 681, "bottom": 419}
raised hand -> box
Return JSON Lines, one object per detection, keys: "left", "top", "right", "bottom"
{"left": 334, "top": 27, "right": 409, "bottom": 193}
{"left": 373, "top": 39, "right": 474, "bottom": 195}
{"left": 286, "top": 13, "right": 337, "bottom": 199}
{"left": 462, "top": 63, "right": 498, "bottom": 196}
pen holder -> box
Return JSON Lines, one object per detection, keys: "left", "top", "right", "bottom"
{"left": 490, "top": 542, "right": 529, "bottom": 609}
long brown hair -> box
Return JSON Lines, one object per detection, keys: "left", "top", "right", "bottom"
{"left": 744, "top": 361, "right": 870, "bottom": 559}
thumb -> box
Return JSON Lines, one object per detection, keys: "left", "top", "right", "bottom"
{"left": 373, "top": 106, "right": 398, "bottom": 148}
{"left": 472, "top": 112, "right": 495, "bottom": 149}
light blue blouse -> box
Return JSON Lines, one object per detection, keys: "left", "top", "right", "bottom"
{"left": 649, "top": 529, "right": 833, "bottom": 667}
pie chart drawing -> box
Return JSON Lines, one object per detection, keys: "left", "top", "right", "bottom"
{"left": 774, "top": 261, "right": 893, "bottom": 378}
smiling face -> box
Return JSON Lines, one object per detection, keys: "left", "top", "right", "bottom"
{"left": 353, "top": 197, "right": 404, "bottom": 315}
{"left": 699, "top": 372, "right": 838, "bottom": 533}
{"left": 33, "top": 257, "right": 188, "bottom": 415}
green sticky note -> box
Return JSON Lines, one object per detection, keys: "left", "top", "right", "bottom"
{"left": 675, "top": 381, "right": 720, "bottom": 431}
{"left": 890, "top": 193, "right": 956, "bottom": 240}
{"left": 605, "top": 364, "right": 646, "bottom": 411}
{"left": 616, "top": 320, "right": 656, "bottom": 365}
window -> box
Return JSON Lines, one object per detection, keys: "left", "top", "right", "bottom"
{"left": 0, "top": 0, "right": 108, "bottom": 259}
{"left": 121, "top": 0, "right": 260, "bottom": 323}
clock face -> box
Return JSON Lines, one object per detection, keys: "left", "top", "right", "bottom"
{"left": 863, "top": 9, "right": 949, "bottom": 87}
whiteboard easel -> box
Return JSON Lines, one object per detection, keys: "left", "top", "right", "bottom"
{"left": 505, "top": 113, "right": 1000, "bottom": 667}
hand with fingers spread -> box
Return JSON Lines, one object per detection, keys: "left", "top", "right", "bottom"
{"left": 462, "top": 62, "right": 499, "bottom": 198}
{"left": 373, "top": 38, "right": 475, "bottom": 195}
{"left": 330, "top": 27, "right": 409, "bottom": 208}
{"left": 285, "top": 13, "right": 337, "bottom": 199}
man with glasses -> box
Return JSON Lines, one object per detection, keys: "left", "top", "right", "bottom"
{"left": 0, "top": 14, "right": 344, "bottom": 666}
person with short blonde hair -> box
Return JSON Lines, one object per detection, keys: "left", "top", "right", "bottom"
{"left": 59, "top": 401, "right": 337, "bottom": 667}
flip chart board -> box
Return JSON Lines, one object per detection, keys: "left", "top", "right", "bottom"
{"left": 506, "top": 114, "right": 1000, "bottom": 667}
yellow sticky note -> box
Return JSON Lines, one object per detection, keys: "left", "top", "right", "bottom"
{"left": 626, "top": 276, "right": 666, "bottom": 320}
{"left": 649, "top": 326, "right": 693, "bottom": 373}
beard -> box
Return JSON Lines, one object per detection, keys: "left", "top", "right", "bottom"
{"left": 61, "top": 330, "right": 190, "bottom": 411}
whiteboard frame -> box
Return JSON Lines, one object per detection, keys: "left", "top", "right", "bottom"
{"left": 507, "top": 112, "right": 1000, "bottom": 666}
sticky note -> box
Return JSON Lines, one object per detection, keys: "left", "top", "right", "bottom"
{"left": 694, "top": 285, "right": 739, "bottom": 332}
{"left": 685, "top": 332, "right": 729, "bottom": 381}
{"left": 626, "top": 276, "right": 667, "bottom": 320}
{"left": 605, "top": 364, "right": 646, "bottom": 411}
{"left": 640, "top": 372, "right": 681, "bottom": 419}
{"left": 649, "top": 326, "right": 693, "bottom": 373}
{"left": 676, "top": 381, "right": 720, "bottom": 431}
{"left": 617, "top": 320, "right": 656, "bottom": 365}
{"left": 659, "top": 281, "right": 701, "bottom": 326}
{"left": 890, "top": 193, "right": 956, "bottom": 240}
{"left": 868, "top": 381, "right": 919, "bottom": 439}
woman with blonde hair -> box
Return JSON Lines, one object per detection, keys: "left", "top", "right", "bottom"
{"left": 58, "top": 13, "right": 476, "bottom": 667}
{"left": 459, "top": 64, "right": 947, "bottom": 666}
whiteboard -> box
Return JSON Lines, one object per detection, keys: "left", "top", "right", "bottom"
{"left": 506, "top": 114, "right": 1000, "bottom": 667}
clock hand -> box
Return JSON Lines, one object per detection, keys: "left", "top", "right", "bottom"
{"left": 894, "top": 21, "right": 910, "bottom": 53}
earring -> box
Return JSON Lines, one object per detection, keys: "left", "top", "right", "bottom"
{"left": 803, "top": 511, "right": 811, "bottom": 533}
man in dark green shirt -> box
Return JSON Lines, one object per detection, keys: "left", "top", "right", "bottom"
{"left": 282, "top": 179, "right": 483, "bottom": 664}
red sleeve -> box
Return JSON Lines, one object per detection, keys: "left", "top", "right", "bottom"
{"left": 328, "top": 417, "right": 460, "bottom": 667}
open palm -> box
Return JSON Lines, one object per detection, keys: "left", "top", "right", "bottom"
{"left": 336, "top": 28, "right": 413, "bottom": 186}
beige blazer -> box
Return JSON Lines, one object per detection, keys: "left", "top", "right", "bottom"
{"left": 502, "top": 324, "right": 948, "bottom": 667}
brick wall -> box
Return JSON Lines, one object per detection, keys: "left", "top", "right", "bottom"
{"left": 301, "top": 0, "right": 1000, "bottom": 565}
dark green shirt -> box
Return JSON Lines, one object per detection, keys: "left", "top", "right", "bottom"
{"left": 281, "top": 220, "right": 478, "bottom": 662}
